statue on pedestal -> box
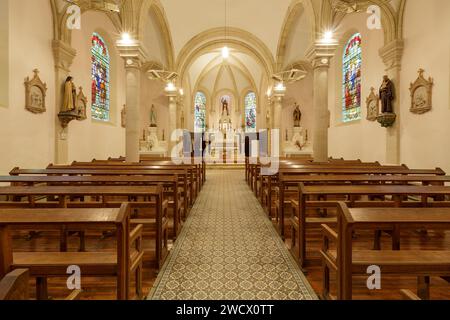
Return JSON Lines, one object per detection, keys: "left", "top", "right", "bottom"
{"left": 293, "top": 103, "right": 302, "bottom": 127}
{"left": 58, "top": 76, "right": 82, "bottom": 128}
{"left": 62, "top": 76, "right": 77, "bottom": 113}
{"left": 150, "top": 104, "right": 157, "bottom": 127}
{"left": 377, "top": 75, "right": 396, "bottom": 127}
{"left": 379, "top": 75, "right": 394, "bottom": 113}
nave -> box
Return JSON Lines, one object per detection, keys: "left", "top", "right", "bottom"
{"left": 3, "top": 160, "right": 450, "bottom": 301}
{"left": 149, "top": 170, "right": 316, "bottom": 300}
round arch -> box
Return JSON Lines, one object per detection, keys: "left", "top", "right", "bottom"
{"left": 176, "top": 27, "right": 275, "bottom": 85}
{"left": 137, "top": 0, "right": 175, "bottom": 69}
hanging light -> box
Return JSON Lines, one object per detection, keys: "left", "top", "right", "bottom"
{"left": 222, "top": 0, "right": 229, "bottom": 59}
{"left": 222, "top": 46, "right": 230, "bottom": 59}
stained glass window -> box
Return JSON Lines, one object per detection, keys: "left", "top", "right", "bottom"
{"left": 91, "top": 32, "right": 110, "bottom": 121}
{"left": 194, "top": 92, "right": 207, "bottom": 132}
{"left": 245, "top": 92, "right": 257, "bottom": 132}
{"left": 342, "top": 33, "right": 362, "bottom": 122}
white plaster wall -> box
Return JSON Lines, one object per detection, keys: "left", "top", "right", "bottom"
{"left": 68, "top": 11, "right": 126, "bottom": 162}
{"left": 0, "top": 0, "right": 9, "bottom": 109}
{"left": 399, "top": 0, "right": 450, "bottom": 172}
{"left": 328, "top": 12, "right": 386, "bottom": 162}
{"left": 0, "top": 0, "right": 55, "bottom": 175}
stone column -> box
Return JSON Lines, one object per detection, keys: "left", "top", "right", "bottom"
{"left": 306, "top": 42, "right": 337, "bottom": 162}
{"left": 117, "top": 39, "right": 145, "bottom": 163}
{"left": 379, "top": 40, "right": 404, "bottom": 164}
{"left": 52, "top": 40, "right": 76, "bottom": 164}
{"left": 124, "top": 58, "right": 141, "bottom": 162}
{"left": 166, "top": 88, "right": 178, "bottom": 152}
{"left": 272, "top": 88, "right": 285, "bottom": 155}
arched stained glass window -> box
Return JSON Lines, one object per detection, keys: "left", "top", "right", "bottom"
{"left": 91, "top": 32, "right": 110, "bottom": 121}
{"left": 194, "top": 92, "right": 207, "bottom": 132}
{"left": 245, "top": 92, "right": 257, "bottom": 132}
{"left": 342, "top": 33, "right": 362, "bottom": 122}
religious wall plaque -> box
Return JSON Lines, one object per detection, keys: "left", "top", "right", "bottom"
{"left": 24, "top": 69, "right": 47, "bottom": 114}
{"left": 409, "top": 68, "right": 433, "bottom": 114}
{"left": 366, "top": 87, "right": 379, "bottom": 121}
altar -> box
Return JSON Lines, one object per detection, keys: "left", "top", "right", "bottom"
{"left": 283, "top": 126, "right": 312, "bottom": 158}
{"left": 139, "top": 126, "right": 168, "bottom": 157}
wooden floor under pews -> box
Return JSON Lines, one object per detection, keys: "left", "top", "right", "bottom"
{"left": 248, "top": 156, "right": 450, "bottom": 300}
{"left": 6, "top": 228, "right": 450, "bottom": 300}
{"left": 2, "top": 156, "right": 450, "bottom": 300}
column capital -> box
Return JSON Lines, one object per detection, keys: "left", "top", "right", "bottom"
{"left": 52, "top": 40, "right": 77, "bottom": 72}
{"left": 379, "top": 39, "right": 404, "bottom": 71}
{"left": 306, "top": 41, "right": 338, "bottom": 69}
{"left": 117, "top": 41, "right": 146, "bottom": 69}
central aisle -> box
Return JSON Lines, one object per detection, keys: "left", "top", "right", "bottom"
{"left": 148, "top": 169, "right": 317, "bottom": 300}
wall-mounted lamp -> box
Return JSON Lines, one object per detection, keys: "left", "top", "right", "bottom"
{"left": 165, "top": 81, "right": 177, "bottom": 94}
{"left": 321, "top": 30, "right": 335, "bottom": 44}
{"left": 119, "top": 32, "right": 134, "bottom": 45}
{"left": 274, "top": 82, "right": 286, "bottom": 93}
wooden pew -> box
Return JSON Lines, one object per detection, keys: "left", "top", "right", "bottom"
{"left": 0, "top": 185, "right": 168, "bottom": 270}
{"left": 272, "top": 173, "right": 450, "bottom": 235}
{"left": 0, "top": 205, "right": 143, "bottom": 300}
{"left": 0, "top": 175, "right": 182, "bottom": 239}
{"left": 0, "top": 269, "right": 81, "bottom": 300}
{"left": 34, "top": 166, "right": 193, "bottom": 210}
{"left": 72, "top": 159, "right": 205, "bottom": 192}
{"left": 249, "top": 158, "right": 385, "bottom": 193}
{"left": 273, "top": 167, "right": 446, "bottom": 238}
{"left": 254, "top": 161, "right": 400, "bottom": 197}
{"left": 321, "top": 203, "right": 450, "bottom": 300}
{"left": 9, "top": 167, "right": 190, "bottom": 221}
{"left": 0, "top": 269, "right": 29, "bottom": 300}
{"left": 292, "top": 183, "right": 450, "bottom": 268}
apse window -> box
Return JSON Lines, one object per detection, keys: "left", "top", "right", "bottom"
{"left": 194, "top": 91, "right": 207, "bottom": 132}
{"left": 245, "top": 92, "right": 257, "bottom": 132}
{"left": 91, "top": 32, "right": 110, "bottom": 121}
{"left": 342, "top": 33, "right": 362, "bottom": 123}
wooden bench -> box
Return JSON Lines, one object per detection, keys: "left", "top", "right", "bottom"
{"left": 0, "top": 204, "right": 142, "bottom": 300}
{"left": 0, "top": 185, "right": 168, "bottom": 269}
{"left": 273, "top": 167, "right": 446, "bottom": 237}
{"left": 15, "top": 167, "right": 192, "bottom": 212}
{"left": 320, "top": 203, "right": 450, "bottom": 300}
{"left": 0, "top": 175, "right": 182, "bottom": 240}
{"left": 52, "top": 162, "right": 201, "bottom": 202}
{"left": 292, "top": 183, "right": 450, "bottom": 268}
{"left": 272, "top": 174, "right": 450, "bottom": 234}
{"left": 0, "top": 269, "right": 82, "bottom": 300}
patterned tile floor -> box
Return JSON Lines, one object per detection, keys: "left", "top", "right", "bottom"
{"left": 148, "top": 169, "right": 317, "bottom": 300}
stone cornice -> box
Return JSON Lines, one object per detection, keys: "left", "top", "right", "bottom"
{"left": 52, "top": 40, "right": 77, "bottom": 72}
{"left": 379, "top": 39, "right": 404, "bottom": 70}
{"left": 306, "top": 41, "right": 338, "bottom": 69}
{"left": 116, "top": 40, "right": 147, "bottom": 68}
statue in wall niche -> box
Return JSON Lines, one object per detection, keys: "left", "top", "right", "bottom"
{"left": 62, "top": 76, "right": 77, "bottom": 113}
{"left": 293, "top": 103, "right": 302, "bottom": 127}
{"left": 379, "top": 75, "right": 395, "bottom": 113}
{"left": 150, "top": 104, "right": 157, "bottom": 127}
{"left": 221, "top": 97, "right": 230, "bottom": 116}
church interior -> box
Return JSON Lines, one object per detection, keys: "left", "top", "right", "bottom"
{"left": 0, "top": 0, "right": 450, "bottom": 302}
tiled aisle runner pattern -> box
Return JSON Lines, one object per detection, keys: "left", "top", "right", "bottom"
{"left": 148, "top": 170, "right": 317, "bottom": 300}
